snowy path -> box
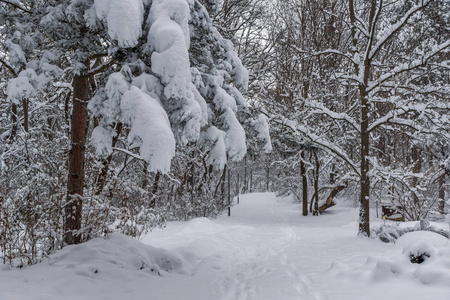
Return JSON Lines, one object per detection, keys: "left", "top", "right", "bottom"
{"left": 211, "top": 197, "right": 319, "bottom": 300}
{"left": 1, "top": 193, "right": 450, "bottom": 300}
{"left": 141, "top": 193, "right": 450, "bottom": 300}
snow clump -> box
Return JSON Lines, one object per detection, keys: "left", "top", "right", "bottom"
{"left": 121, "top": 86, "right": 176, "bottom": 173}
{"left": 94, "top": 0, "right": 144, "bottom": 48}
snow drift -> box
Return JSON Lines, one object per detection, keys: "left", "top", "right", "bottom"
{"left": 49, "top": 233, "right": 193, "bottom": 276}
{"left": 329, "top": 231, "right": 450, "bottom": 286}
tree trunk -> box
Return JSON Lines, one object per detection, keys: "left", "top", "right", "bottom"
{"left": 330, "top": 163, "right": 336, "bottom": 185}
{"left": 228, "top": 168, "right": 231, "bottom": 216}
{"left": 411, "top": 144, "right": 421, "bottom": 204}
{"left": 301, "top": 151, "right": 308, "bottom": 216}
{"left": 10, "top": 103, "right": 18, "bottom": 141}
{"left": 249, "top": 168, "right": 253, "bottom": 193}
{"left": 313, "top": 151, "right": 319, "bottom": 216}
{"left": 150, "top": 171, "right": 161, "bottom": 208}
{"left": 95, "top": 123, "right": 123, "bottom": 195}
{"left": 65, "top": 60, "right": 90, "bottom": 245}
{"left": 64, "top": 91, "right": 72, "bottom": 136}
{"left": 359, "top": 97, "right": 371, "bottom": 237}
{"left": 22, "top": 99, "right": 29, "bottom": 133}
{"left": 438, "top": 173, "right": 446, "bottom": 214}
{"left": 243, "top": 155, "right": 247, "bottom": 193}
{"left": 265, "top": 155, "right": 270, "bottom": 192}
{"left": 353, "top": 0, "right": 375, "bottom": 238}
{"left": 221, "top": 164, "right": 227, "bottom": 205}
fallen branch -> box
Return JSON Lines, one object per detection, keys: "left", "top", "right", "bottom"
{"left": 318, "top": 181, "right": 348, "bottom": 214}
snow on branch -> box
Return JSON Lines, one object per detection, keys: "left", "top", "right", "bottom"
{"left": 336, "top": 74, "right": 364, "bottom": 85}
{"left": 120, "top": 86, "right": 176, "bottom": 173}
{"left": 111, "top": 147, "right": 144, "bottom": 161}
{"left": 367, "top": 100, "right": 450, "bottom": 135}
{"left": 369, "top": 0, "right": 432, "bottom": 60}
{"left": 291, "top": 46, "right": 357, "bottom": 65}
{"left": 222, "top": 107, "right": 247, "bottom": 162}
{"left": 0, "top": 0, "right": 31, "bottom": 13}
{"left": 0, "top": 57, "right": 18, "bottom": 77}
{"left": 148, "top": 0, "right": 203, "bottom": 145}
{"left": 306, "top": 102, "right": 360, "bottom": 133}
{"left": 368, "top": 162, "right": 425, "bottom": 189}
{"left": 198, "top": 126, "right": 227, "bottom": 170}
{"left": 272, "top": 117, "right": 361, "bottom": 176}
{"left": 353, "top": 13, "right": 369, "bottom": 37}
{"left": 367, "top": 40, "right": 450, "bottom": 93}
{"left": 94, "top": 0, "right": 144, "bottom": 48}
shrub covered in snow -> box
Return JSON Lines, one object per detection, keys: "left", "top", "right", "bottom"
{"left": 330, "top": 231, "right": 450, "bottom": 286}
{"left": 372, "top": 221, "right": 449, "bottom": 243}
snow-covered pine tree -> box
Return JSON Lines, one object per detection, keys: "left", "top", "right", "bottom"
{"left": 89, "top": 0, "right": 271, "bottom": 178}
{"left": 87, "top": 0, "right": 272, "bottom": 223}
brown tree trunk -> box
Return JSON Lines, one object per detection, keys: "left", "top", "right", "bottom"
{"left": 330, "top": 163, "right": 336, "bottom": 185}
{"left": 313, "top": 151, "right": 319, "bottom": 216}
{"left": 65, "top": 60, "right": 90, "bottom": 245}
{"left": 438, "top": 173, "right": 446, "bottom": 214}
{"left": 359, "top": 95, "right": 371, "bottom": 237}
{"left": 149, "top": 171, "right": 161, "bottom": 208}
{"left": 95, "top": 123, "right": 123, "bottom": 195}
{"left": 411, "top": 145, "right": 421, "bottom": 205}
{"left": 265, "top": 155, "right": 270, "bottom": 192}
{"left": 301, "top": 151, "right": 308, "bottom": 216}
{"left": 352, "top": 0, "right": 375, "bottom": 238}
{"left": 10, "top": 103, "right": 18, "bottom": 141}
{"left": 22, "top": 99, "right": 29, "bottom": 132}
{"left": 243, "top": 155, "right": 247, "bottom": 193}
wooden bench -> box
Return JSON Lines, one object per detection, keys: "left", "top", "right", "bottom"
{"left": 382, "top": 205, "right": 405, "bottom": 221}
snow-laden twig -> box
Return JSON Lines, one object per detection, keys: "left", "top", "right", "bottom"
{"left": 306, "top": 101, "right": 360, "bottom": 133}
{"left": 369, "top": 0, "right": 432, "bottom": 60}
{"left": 112, "top": 147, "right": 144, "bottom": 161}
{"left": 272, "top": 117, "right": 361, "bottom": 177}
{"left": 368, "top": 40, "right": 450, "bottom": 93}
{"left": 291, "top": 46, "right": 358, "bottom": 65}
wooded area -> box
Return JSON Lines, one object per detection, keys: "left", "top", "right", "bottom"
{"left": 0, "top": 0, "right": 448, "bottom": 266}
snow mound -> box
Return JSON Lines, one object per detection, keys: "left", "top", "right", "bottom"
{"left": 395, "top": 230, "right": 450, "bottom": 250}
{"left": 329, "top": 231, "right": 450, "bottom": 286}
{"left": 49, "top": 233, "right": 193, "bottom": 276}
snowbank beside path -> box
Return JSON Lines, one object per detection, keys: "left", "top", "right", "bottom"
{"left": 0, "top": 234, "right": 198, "bottom": 300}
{"left": 1, "top": 193, "right": 449, "bottom": 300}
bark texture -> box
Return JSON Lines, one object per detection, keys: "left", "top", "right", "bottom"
{"left": 65, "top": 61, "right": 90, "bottom": 245}
{"left": 301, "top": 151, "right": 308, "bottom": 216}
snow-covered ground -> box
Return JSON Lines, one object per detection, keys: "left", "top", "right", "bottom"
{"left": 1, "top": 193, "right": 449, "bottom": 300}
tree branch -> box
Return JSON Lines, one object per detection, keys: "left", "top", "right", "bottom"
{"left": 0, "top": 0, "right": 31, "bottom": 13}
{"left": 369, "top": 0, "right": 432, "bottom": 60}
{"left": 0, "top": 57, "right": 17, "bottom": 77}
{"left": 367, "top": 40, "right": 450, "bottom": 93}
{"left": 272, "top": 117, "right": 361, "bottom": 177}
